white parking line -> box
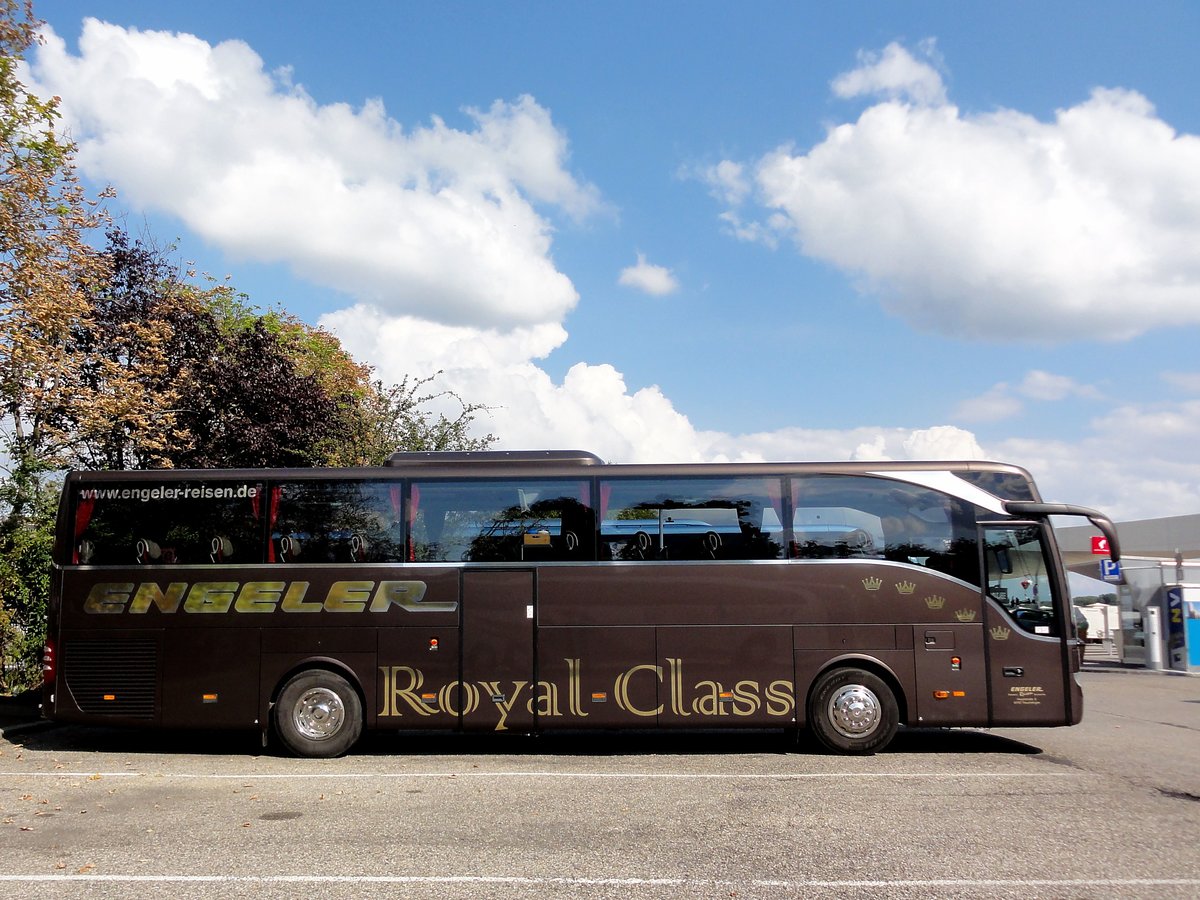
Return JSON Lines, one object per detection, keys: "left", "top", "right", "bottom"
{"left": 0, "top": 875, "right": 1197, "bottom": 889}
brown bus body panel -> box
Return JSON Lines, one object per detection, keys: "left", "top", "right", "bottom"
{"left": 51, "top": 560, "right": 1002, "bottom": 732}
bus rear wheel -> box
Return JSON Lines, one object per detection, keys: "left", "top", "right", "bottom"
{"left": 274, "top": 670, "right": 363, "bottom": 758}
{"left": 808, "top": 667, "right": 898, "bottom": 755}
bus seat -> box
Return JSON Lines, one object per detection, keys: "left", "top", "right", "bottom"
{"left": 350, "top": 533, "right": 369, "bottom": 562}
{"left": 210, "top": 536, "right": 233, "bottom": 563}
{"left": 627, "top": 531, "right": 652, "bottom": 560}
{"left": 135, "top": 538, "right": 161, "bottom": 565}
{"left": 279, "top": 535, "right": 302, "bottom": 562}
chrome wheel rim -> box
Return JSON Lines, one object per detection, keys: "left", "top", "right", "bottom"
{"left": 291, "top": 687, "right": 345, "bottom": 741}
{"left": 827, "top": 684, "right": 881, "bottom": 739}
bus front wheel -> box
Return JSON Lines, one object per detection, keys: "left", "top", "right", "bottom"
{"left": 808, "top": 667, "right": 898, "bottom": 755}
{"left": 274, "top": 670, "right": 363, "bottom": 758}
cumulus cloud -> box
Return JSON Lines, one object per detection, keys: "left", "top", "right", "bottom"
{"left": 327, "top": 302, "right": 993, "bottom": 469}
{"left": 29, "top": 20, "right": 600, "bottom": 329}
{"left": 707, "top": 42, "right": 1200, "bottom": 342}
{"left": 618, "top": 253, "right": 680, "bottom": 296}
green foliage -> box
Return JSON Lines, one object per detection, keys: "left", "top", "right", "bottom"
{"left": 0, "top": 478, "right": 54, "bottom": 692}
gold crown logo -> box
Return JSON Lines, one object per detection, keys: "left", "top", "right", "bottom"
{"left": 954, "top": 608, "right": 977, "bottom": 622}
{"left": 924, "top": 595, "right": 946, "bottom": 610}
{"left": 862, "top": 577, "right": 882, "bottom": 592}
{"left": 896, "top": 580, "right": 917, "bottom": 595}
{"left": 990, "top": 625, "right": 1011, "bottom": 641}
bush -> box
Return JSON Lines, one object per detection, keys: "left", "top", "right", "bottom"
{"left": 0, "top": 486, "right": 56, "bottom": 694}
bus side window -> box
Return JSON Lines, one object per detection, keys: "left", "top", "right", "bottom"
{"left": 791, "top": 474, "right": 977, "bottom": 582}
{"left": 410, "top": 480, "right": 594, "bottom": 563}
{"left": 71, "top": 481, "right": 264, "bottom": 566}
{"left": 598, "top": 477, "right": 786, "bottom": 562}
{"left": 271, "top": 481, "right": 406, "bottom": 564}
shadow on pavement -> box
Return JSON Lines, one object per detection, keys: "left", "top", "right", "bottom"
{"left": 7, "top": 719, "right": 1043, "bottom": 759}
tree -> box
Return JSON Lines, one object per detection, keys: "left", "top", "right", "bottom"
{"left": 0, "top": 0, "right": 112, "bottom": 526}
{"left": 355, "top": 373, "right": 495, "bottom": 466}
{"left": 66, "top": 228, "right": 495, "bottom": 469}
{"left": 173, "top": 316, "right": 342, "bottom": 468}
{"left": 68, "top": 228, "right": 196, "bottom": 470}
{"left": 0, "top": 0, "right": 113, "bottom": 690}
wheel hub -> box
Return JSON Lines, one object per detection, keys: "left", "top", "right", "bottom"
{"left": 292, "top": 687, "right": 345, "bottom": 740}
{"left": 827, "top": 684, "right": 881, "bottom": 738}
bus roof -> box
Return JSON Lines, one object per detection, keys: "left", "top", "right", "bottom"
{"left": 386, "top": 450, "right": 605, "bottom": 467}
{"left": 61, "top": 455, "right": 1041, "bottom": 503}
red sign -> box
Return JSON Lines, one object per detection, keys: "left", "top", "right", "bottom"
{"left": 1092, "top": 536, "right": 1110, "bottom": 555}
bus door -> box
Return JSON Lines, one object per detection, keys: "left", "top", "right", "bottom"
{"left": 980, "top": 521, "right": 1079, "bottom": 726}
{"left": 911, "top": 620, "right": 988, "bottom": 727}
{"left": 461, "top": 569, "right": 535, "bottom": 732}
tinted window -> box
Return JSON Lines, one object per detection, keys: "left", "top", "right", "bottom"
{"left": 984, "top": 523, "right": 1060, "bottom": 636}
{"left": 954, "top": 471, "right": 1036, "bottom": 502}
{"left": 411, "top": 479, "right": 593, "bottom": 562}
{"left": 599, "top": 477, "right": 785, "bottom": 561}
{"left": 792, "top": 475, "right": 978, "bottom": 582}
{"left": 271, "top": 481, "right": 405, "bottom": 563}
{"left": 72, "top": 481, "right": 264, "bottom": 566}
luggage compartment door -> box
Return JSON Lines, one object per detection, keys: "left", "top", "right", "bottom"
{"left": 462, "top": 570, "right": 535, "bottom": 732}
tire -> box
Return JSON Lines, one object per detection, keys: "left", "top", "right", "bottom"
{"left": 274, "top": 670, "right": 363, "bottom": 758}
{"left": 807, "top": 667, "right": 899, "bottom": 755}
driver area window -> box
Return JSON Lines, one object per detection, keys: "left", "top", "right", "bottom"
{"left": 984, "top": 523, "right": 1060, "bottom": 637}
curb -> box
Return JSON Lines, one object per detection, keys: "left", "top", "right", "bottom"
{"left": 1082, "top": 662, "right": 1198, "bottom": 677}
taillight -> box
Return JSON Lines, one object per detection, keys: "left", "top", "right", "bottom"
{"left": 42, "top": 640, "right": 56, "bottom": 686}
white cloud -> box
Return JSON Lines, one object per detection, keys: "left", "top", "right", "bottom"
{"left": 1162, "top": 371, "right": 1200, "bottom": 394}
{"left": 711, "top": 44, "right": 1200, "bottom": 342}
{"left": 954, "top": 370, "right": 1103, "bottom": 421}
{"left": 618, "top": 253, "right": 680, "bottom": 296}
{"left": 830, "top": 40, "right": 947, "bottom": 106}
{"left": 696, "top": 159, "right": 751, "bottom": 206}
{"left": 29, "top": 20, "right": 600, "bottom": 330}
{"left": 1017, "top": 370, "right": 1101, "bottom": 402}
{"left": 902, "top": 425, "right": 985, "bottom": 459}
{"left": 953, "top": 383, "right": 1025, "bottom": 423}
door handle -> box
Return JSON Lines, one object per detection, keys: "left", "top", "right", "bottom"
{"left": 1003, "top": 666, "right": 1024, "bottom": 677}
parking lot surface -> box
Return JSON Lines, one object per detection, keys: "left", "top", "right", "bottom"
{"left": 2, "top": 669, "right": 1199, "bottom": 899}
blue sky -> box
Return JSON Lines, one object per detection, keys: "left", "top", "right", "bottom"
{"left": 29, "top": 1, "right": 1200, "bottom": 522}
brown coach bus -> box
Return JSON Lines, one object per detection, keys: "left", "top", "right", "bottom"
{"left": 41, "top": 451, "right": 1120, "bottom": 757}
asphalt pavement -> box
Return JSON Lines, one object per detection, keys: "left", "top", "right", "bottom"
{"left": 2, "top": 663, "right": 1199, "bottom": 899}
